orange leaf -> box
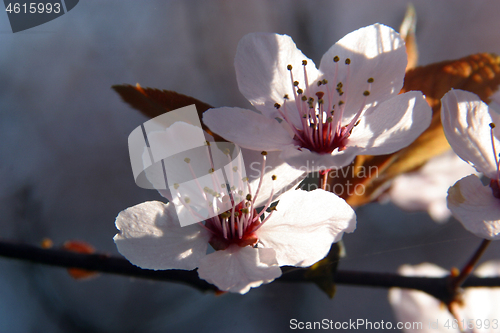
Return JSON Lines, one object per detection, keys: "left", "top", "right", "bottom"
{"left": 399, "top": 3, "right": 418, "bottom": 71}
{"left": 63, "top": 240, "right": 98, "bottom": 280}
{"left": 40, "top": 238, "right": 53, "bottom": 249}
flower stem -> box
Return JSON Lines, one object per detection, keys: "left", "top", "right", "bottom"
{"left": 449, "top": 238, "right": 492, "bottom": 291}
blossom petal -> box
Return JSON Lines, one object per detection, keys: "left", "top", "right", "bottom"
{"left": 389, "top": 262, "right": 500, "bottom": 332}
{"left": 319, "top": 23, "right": 407, "bottom": 119}
{"left": 257, "top": 189, "right": 356, "bottom": 267}
{"left": 389, "top": 263, "right": 458, "bottom": 332}
{"left": 203, "top": 107, "right": 293, "bottom": 151}
{"left": 465, "top": 262, "right": 500, "bottom": 321}
{"left": 348, "top": 91, "right": 432, "bottom": 155}
{"left": 441, "top": 89, "right": 500, "bottom": 178}
{"left": 235, "top": 32, "right": 320, "bottom": 121}
{"left": 280, "top": 145, "right": 357, "bottom": 172}
{"left": 114, "top": 201, "right": 211, "bottom": 270}
{"left": 447, "top": 175, "right": 500, "bottom": 240}
{"left": 197, "top": 245, "right": 281, "bottom": 294}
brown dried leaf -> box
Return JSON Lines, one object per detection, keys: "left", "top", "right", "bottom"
{"left": 328, "top": 53, "right": 500, "bottom": 207}
{"left": 400, "top": 3, "right": 418, "bottom": 71}
{"left": 112, "top": 84, "right": 224, "bottom": 140}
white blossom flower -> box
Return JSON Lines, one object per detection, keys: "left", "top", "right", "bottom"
{"left": 203, "top": 24, "right": 432, "bottom": 172}
{"left": 389, "top": 150, "right": 477, "bottom": 222}
{"left": 389, "top": 261, "right": 500, "bottom": 333}
{"left": 114, "top": 146, "right": 356, "bottom": 294}
{"left": 441, "top": 89, "right": 500, "bottom": 240}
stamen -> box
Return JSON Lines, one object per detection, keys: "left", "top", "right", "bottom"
{"left": 277, "top": 100, "right": 306, "bottom": 144}
{"left": 490, "top": 123, "right": 500, "bottom": 180}
{"left": 302, "top": 60, "right": 310, "bottom": 91}
{"left": 252, "top": 174, "right": 277, "bottom": 227}
{"left": 251, "top": 153, "right": 267, "bottom": 207}
{"left": 342, "top": 88, "right": 370, "bottom": 140}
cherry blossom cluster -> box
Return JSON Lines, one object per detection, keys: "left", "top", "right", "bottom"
{"left": 113, "top": 22, "right": 499, "bottom": 312}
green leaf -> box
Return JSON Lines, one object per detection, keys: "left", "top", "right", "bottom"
{"left": 304, "top": 241, "right": 344, "bottom": 298}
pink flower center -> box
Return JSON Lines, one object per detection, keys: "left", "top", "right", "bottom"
{"left": 275, "top": 57, "right": 373, "bottom": 155}
{"left": 175, "top": 149, "right": 277, "bottom": 251}
{"left": 205, "top": 200, "right": 261, "bottom": 251}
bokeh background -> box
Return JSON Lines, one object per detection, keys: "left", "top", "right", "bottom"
{"left": 1, "top": 1, "right": 500, "bottom": 332}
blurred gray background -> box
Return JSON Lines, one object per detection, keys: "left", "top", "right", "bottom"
{"left": 1, "top": 1, "right": 500, "bottom": 332}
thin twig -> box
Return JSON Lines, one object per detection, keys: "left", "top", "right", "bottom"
{"left": 450, "top": 239, "right": 492, "bottom": 291}
{"left": 0, "top": 239, "right": 499, "bottom": 298}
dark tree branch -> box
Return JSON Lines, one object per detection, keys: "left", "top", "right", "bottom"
{"left": 0, "top": 239, "right": 499, "bottom": 299}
